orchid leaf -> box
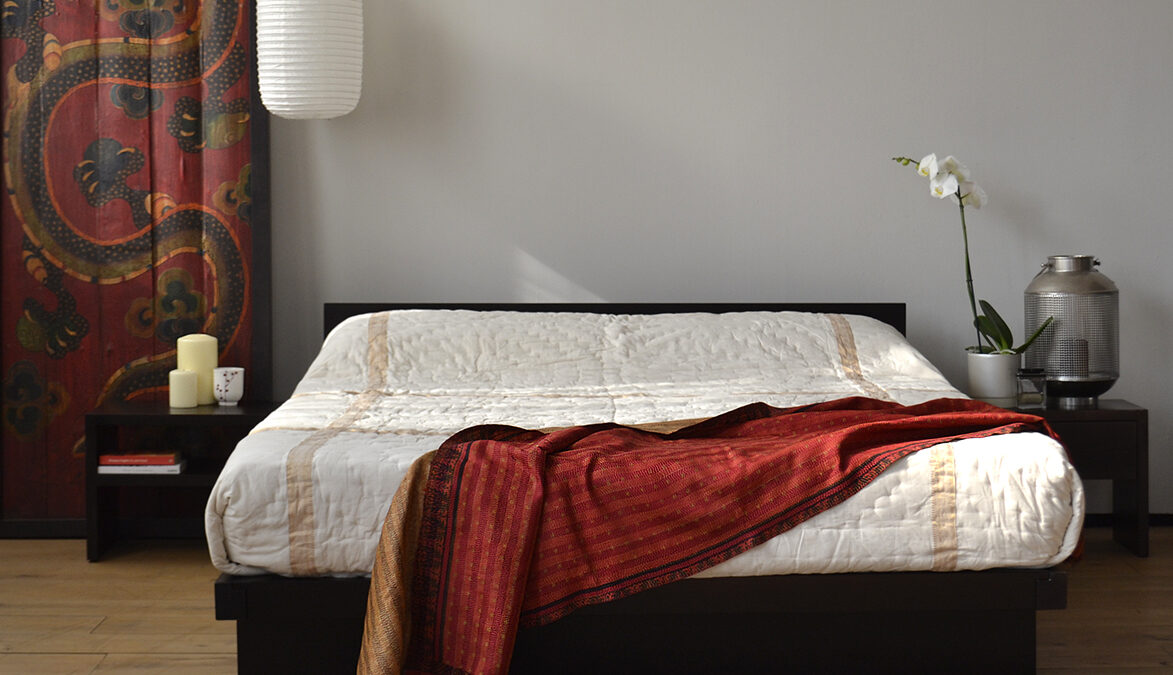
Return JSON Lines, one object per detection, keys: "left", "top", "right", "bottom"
{"left": 975, "top": 300, "right": 1013, "bottom": 342}
{"left": 978, "top": 300, "right": 1013, "bottom": 347}
{"left": 974, "top": 315, "right": 1011, "bottom": 352}
{"left": 972, "top": 317, "right": 997, "bottom": 350}
{"left": 1014, "top": 316, "right": 1054, "bottom": 354}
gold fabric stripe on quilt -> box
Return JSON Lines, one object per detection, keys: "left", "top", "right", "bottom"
{"left": 929, "top": 442, "right": 959, "bottom": 572}
{"left": 828, "top": 313, "right": 892, "bottom": 401}
{"left": 286, "top": 312, "right": 390, "bottom": 575}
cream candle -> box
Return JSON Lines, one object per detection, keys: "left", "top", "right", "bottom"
{"left": 176, "top": 333, "right": 218, "bottom": 405}
{"left": 168, "top": 369, "right": 198, "bottom": 408}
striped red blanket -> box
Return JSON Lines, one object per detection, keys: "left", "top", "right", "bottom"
{"left": 364, "top": 397, "right": 1053, "bottom": 675}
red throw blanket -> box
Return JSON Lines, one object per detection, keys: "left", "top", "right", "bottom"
{"left": 403, "top": 397, "right": 1053, "bottom": 674}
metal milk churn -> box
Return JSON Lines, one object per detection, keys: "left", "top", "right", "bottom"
{"left": 1023, "top": 255, "right": 1118, "bottom": 408}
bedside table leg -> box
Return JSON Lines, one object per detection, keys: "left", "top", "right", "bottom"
{"left": 1112, "top": 478, "right": 1148, "bottom": 557}
{"left": 87, "top": 485, "right": 118, "bottom": 562}
{"left": 86, "top": 419, "right": 117, "bottom": 562}
{"left": 1112, "top": 411, "right": 1148, "bottom": 558}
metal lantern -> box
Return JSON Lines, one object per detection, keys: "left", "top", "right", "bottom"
{"left": 1023, "top": 255, "right": 1118, "bottom": 408}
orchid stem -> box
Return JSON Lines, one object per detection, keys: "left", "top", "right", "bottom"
{"left": 958, "top": 194, "right": 982, "bottom": 349}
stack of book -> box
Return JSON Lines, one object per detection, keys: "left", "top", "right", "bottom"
{"left": 97, "top": 452, "right": 186, "bottom": 474}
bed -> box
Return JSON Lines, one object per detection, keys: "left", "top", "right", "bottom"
{"left": 210, "top": 302, "right": 1083, "bottom": 674}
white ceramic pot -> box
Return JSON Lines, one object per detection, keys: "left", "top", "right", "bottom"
{"left": 966, "top": 352, "right": 1020, "bottom": 407}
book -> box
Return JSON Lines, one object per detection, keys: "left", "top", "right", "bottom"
{"left": 97, "top": 461, "right": 186, "bottom": 475}
{"left": 98, "top": 453, "right": 181, "bottom": 466}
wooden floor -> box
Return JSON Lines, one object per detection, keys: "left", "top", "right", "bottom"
{"left": 0, "top": 538, "right": 233, "bottom": 674}
{"left": 0, "top": 527, "right": 1169, "bottom": 674}
{"left": 1038, "top": 526, "right": 1173, "bottom": 672}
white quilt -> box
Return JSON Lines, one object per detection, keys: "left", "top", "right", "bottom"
{"left": 205, "top": 309, "right": 1084, "bottom": 577}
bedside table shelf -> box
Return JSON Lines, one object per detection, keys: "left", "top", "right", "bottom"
{"left": 92, "top": 466, "right": 222, "bottom": 489}
{"left": 85, "top": 400, "right": 277, "bottom": 561}
{"left": 1016, "top": 399, "right": 1148, "bottom": 557}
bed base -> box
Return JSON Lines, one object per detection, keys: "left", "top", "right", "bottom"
{"left": 216, "top": 568, "right": 1066, "bottom": 674}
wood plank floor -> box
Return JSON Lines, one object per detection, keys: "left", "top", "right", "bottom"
{"left": 0, "top": 538, "right": 233, "bottom": 674}
{"left": 0, "top": 527, "right": 1169, "bottom": 673}
{"left": 1038, "top": 526, "right": 1173, "bottom": 672}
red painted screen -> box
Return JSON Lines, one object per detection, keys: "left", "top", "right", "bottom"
{"left": 1, "top": 0, "right": 261, "bottom": 519}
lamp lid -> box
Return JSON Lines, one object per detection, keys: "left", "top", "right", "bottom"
{"left": 1047, "top": 255, "right": 1097, "bottom": 272}
{"left": 1026, "top": 255, "right": 1117, "bottom": 294}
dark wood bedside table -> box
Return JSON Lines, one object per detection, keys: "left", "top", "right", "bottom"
{"left": 1015, "top": 399, "right": 1148, "bottom": 557}
{"left": 85, "top": 400, "right": 277, "bottom": 561}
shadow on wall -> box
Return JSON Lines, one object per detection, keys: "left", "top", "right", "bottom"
{"left": 514, "top": 248, "right": 607, "bottom": 302}
{"left": 351, "top": 1, "right": 825, "bottom": 304}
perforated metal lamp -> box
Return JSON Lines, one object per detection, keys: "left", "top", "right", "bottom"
{"left": 256, "top": 0, "right": 363, "bottom": 119}
{"left": 1023, "top": 255, "right": 1119, "bottom": 408}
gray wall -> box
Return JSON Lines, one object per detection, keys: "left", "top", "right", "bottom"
{"left": 269, "top": 1, "right": 1173, "bottom": 513}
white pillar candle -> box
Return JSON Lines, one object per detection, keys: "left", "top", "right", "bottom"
{"left": 168, "top": 369, "right": 198, "bottom": 408}
{"left": 176, "top": 333, "right": 218, "bottom": 405}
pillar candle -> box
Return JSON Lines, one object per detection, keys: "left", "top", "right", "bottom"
{"left": 177, "top": 333, "right": 218, "bottom": 405}
{"left": 168, "top": 369, "right": 198, "bottom": 408}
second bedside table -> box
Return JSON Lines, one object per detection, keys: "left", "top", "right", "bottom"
{"left": 1017, "top": 399, "right": 1148, "bottom": 557}
{"left": 85, "top": 399, "right": 277, "bottom": 561}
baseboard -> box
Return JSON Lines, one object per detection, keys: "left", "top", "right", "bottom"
{"left": 114, "top": 517, "right": 205, "bottom": 539}
{"left": 0, "top": 518, "right": 85, "bottom": 538}
{"left": 1083, "top": 513, "right": 1173, "bottom": 527}
{"left": 0, "top": 516, "right": 205, "bottom": 539}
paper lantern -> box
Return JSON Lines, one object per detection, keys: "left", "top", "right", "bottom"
{"left": 256, "top": 0, "right": 363, "bottom": 119}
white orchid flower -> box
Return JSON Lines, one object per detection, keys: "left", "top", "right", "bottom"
{"left": 917, "top": 154, "right": 939, "bottom": 178}
{"left": 939, "top": 155, "right": 971, "bottom": 181}
{"left": 930, "top": 171, "right": 959, "bottom": 199}
{"left": 957, "top": 182, "right": 987, "bottom": 209}
{"left": 894, "top": 151, "right": 1008, "bottom": 352}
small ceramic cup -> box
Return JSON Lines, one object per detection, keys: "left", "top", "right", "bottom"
{"left": 213, "top": 366, "right": 245, "bottom": 406}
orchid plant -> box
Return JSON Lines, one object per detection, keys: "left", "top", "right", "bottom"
{"left": 892, "top": 154, "right": 1052, "bottom": 354}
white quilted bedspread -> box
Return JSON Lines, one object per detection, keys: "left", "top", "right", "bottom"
{"left": 205, "top": 310, "right": 1084, "bottom": 577}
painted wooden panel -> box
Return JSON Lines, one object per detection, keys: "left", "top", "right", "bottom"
{"left": 1, "top": 1, "right": 266, "bottom": 520}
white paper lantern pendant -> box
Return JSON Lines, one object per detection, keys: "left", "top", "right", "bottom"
{"left": 257, "top": 0, "right": 363, "bottom": 119}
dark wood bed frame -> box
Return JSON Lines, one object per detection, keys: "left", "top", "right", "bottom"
{"left": 214, "top": 302, "right": 1067, "bottom": 674}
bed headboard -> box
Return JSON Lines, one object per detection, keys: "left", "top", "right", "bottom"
{"left": 323, "top": 302, "right": 906, "bottom": 338}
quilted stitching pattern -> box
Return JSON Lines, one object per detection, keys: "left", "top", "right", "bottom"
{"left": 205, "top": 310, "right": 1082, "bottom": 577}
